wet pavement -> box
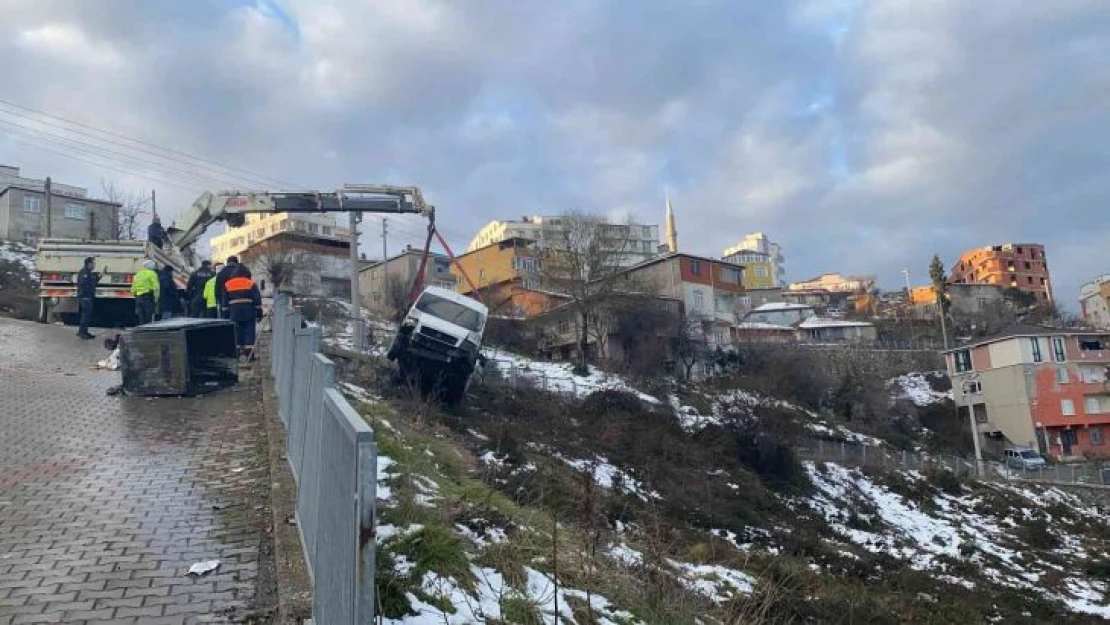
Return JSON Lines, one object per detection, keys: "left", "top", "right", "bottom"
{"left": 0, "top": 318, "right": 272, "bottom": 624}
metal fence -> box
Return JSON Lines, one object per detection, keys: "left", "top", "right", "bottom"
{"left": 270, "top": 295, "right": 376, "bottom": 624}
{"left": 478, "top": 357, "right": 615, "bottom": 399}
{"left": 797, "top": 438, "right": 1110, "bottom": 487}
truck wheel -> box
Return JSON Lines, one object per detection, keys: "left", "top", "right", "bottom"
{"left": 37, "top": 299, "right": 49, "bottom": 324}
{"left": 441, "top": 366, "right": 472, "bottom": 406}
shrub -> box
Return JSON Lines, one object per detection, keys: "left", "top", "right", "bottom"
{"left": 1015, "top": 518, "right": 1060, "bottom": 550}
{"left": 1085, "top": 559, "right": 1110, "bottom": 580}
{"left": 925, "top": 467, "right": 963, "bottom": 495}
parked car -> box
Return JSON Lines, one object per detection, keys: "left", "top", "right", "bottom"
{"left": 1004, "top": 448, "right": 1047, "bottom": 470}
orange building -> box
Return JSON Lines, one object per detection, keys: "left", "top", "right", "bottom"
{"left": 949, "top": 243, "right": 1053, "bottom": 304}
{"left": 451, "top": 238, "right": 566, "bottom": 318}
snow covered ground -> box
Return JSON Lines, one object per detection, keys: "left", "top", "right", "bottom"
{"left": 480, "top": 348, "right": 661, "bottom": 404}
{"left": 805, "top": 461, "right": 1110, "bottom": 618}
{"left": 889, "top": 372, "right": 953, "bottom": 406}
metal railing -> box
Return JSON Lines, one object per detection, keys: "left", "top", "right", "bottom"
{"left": 270, "top": 294, "right": 376, "bottom": 624}
{"left": 798, "top": 438, "right": 1110, "bottom": 487}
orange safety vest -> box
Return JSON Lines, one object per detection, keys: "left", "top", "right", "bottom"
{"left": 224, "top": 276, "right": 256, "bottom": 305}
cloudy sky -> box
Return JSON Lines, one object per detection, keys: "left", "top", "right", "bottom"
{"left": 1, "top": 0, "right": 1107, "bottom": 307}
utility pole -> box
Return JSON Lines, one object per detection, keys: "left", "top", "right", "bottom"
{"left": 380, "top": 218, "right": 389, "bottom": 307}
{"left": 151, "top": 189, "right": 157, "bottom": 219}
{"left": 959, "top": 374, "right": 984, "bottom": 475}
{"left": 349, "top": 210, "right": 364, "bottom": 350}
{"left": 44, "top": 176, "right": 52, "bottom": 238}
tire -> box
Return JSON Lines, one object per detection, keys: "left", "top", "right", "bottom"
{"left": 441, "top": 366, "right": 472, "bottom": 406}
{"left": 37, "top": 299, "right": 49, "bottom": 324}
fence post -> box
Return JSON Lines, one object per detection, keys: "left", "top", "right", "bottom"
{"left": 840, "top": 441, "right": 845, "bottom": 462}
{"left": 1071, "top": 464, "right": 1076, "bottom": 484}
{"left": 357, "top": 438, "right": 377, "bottom": 624}
{"left": 901, "top": 449, "right": 907, "bottom": 469}
{"left": 862, "top": 445, "right": 867, "bottom": 466}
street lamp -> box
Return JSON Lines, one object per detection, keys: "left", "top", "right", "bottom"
{"left": 957, "top": 372, "right": 984, "bottom": 475}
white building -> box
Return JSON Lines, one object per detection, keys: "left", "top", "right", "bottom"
{"left": 467, "top": 215, "right": 661, "bottom": 267}
{"left": 723, "top": 232, "right": 786, "bottom": 286}
{"left": 209, "top": 212, "right": 353, "bottom": 297}
{"left": 1080, "top": 275, "right": 1110, "bottom": 330}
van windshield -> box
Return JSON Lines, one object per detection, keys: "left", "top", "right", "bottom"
{"left": 415, "top": 293, "right": 483, "bottom": 332}
{"left": 1020, "top": 450, "right": 1040, "bottom": 459}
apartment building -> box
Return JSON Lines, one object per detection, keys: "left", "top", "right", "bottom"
{"left": 210, "top": 212, "right": 352, "bottom": 296}
{"left": 1079, "top": 276, "right": 1110, "bottom": 330}
{"left": 945, "top": 325, "right": 1110, "bottom": 460}
{"left": 723, "top": 232, "right": 785, "bottom": 286}
{"left": 721, "top": 249, "right": 776, "bottom": 289}
{"left": 466, "top": 216, "right": 661, "bottom": 267}
{"left": 359, "top": 247, "right": 456, "bottom": 317}
{"left": 0, "top": 165, "right": 119, "bottom": 243}
{"left": 452, "top": 237, "right": 565, "bottom": 318}
{"left": 618, "top": 253, "right": 745, "bottom": 348}
{"left": 788, "top": 272, "right": 876, "bottom": 293}
{"left": 949, "top": 243, "right": 1053, "bottom": 304}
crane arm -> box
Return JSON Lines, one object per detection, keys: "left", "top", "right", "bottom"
{"left": 166, "top": 186, "right": 432, "bottom": 252}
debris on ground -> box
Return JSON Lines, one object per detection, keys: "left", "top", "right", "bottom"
{"left": 97, "top": 347, "right": 121, "bottom": 371}
{"left": 106, "top": 385, "right": 125, "bottom": 396}
{"left": 186, "top": 560, "right": 220, "bottom": 576}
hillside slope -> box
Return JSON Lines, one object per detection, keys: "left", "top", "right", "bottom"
{"left": 320, "top": 329, "right": 1110, "bottom": 624}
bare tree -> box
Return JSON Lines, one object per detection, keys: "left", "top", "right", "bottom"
{"left": 537, "top": 212, "right": 637, "bottom": 368}
{"left": 673, "top": 313, "right": 711, "bottom": 381}
{"left": 100, "top": 180, "right": 151, "bottom": 241}
{"left": 245, "top": 237, "right": 320, "bottom": 294}
{"left": 384, "top": 273, "right": 412, "bottom": 321}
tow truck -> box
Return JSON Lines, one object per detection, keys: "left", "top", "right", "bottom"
{"left": 167, "top": 186, "right": 487, "bottom": 404}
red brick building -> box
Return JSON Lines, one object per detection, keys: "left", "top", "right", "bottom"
{"left": 949, "top": 243, "right": 1053, "bottom": 304}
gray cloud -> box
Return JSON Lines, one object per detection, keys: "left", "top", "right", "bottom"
{"left": 0, "top": 0, "right": 1106, "bottom": 307}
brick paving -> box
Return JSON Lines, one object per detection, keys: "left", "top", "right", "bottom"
{"left": 0, "top": 319, "right": 272, "bottom": 624}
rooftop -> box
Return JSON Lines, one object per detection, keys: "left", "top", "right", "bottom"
{"left": 797, "top": 317, "right": 874, "bottom": 329}
{"left": 943, "top": 323, "right": 1108, "bottom": 353}
{"left": 752, "top": 302, "right": 812, "bottom": 312}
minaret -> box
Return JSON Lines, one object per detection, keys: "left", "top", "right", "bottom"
{"left": 665, "top": 193, "right": 678, "bottom": 253}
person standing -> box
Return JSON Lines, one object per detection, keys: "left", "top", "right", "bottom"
{"left": 203, "top": 263, "right": 223, "bottom": 318}
{"left": 214, "top": 256, "right": 240, "bottom": 319}
{"left": 132, "top": 260, "right": 160, "bottom": 325}
{"left": 157, "top": 265, "right": 181, "bottom": 321}
{"left": 76, "top": 256, "right": 99, "bottom": 340}
{"left": 147, "top": 216, "right": 166, "bottom": 249}
{"left": 186, "top": 260, "right": 215, "bottom": 317}
{"left": 223, "top": 265, "right": 263, "bottom": 361}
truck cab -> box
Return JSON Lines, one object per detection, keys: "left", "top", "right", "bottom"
{"left": 387, "top": 286, "right": 488, "bottom": 403}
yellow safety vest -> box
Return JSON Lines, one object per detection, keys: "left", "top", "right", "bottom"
{"left": 131, "top": 268, "right": 160, "bottom": 301}
{"left": 204, "top": 276, "right": 217, "bottom": 309}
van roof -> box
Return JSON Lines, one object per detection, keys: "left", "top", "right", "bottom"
{"left": 422, "top": 285, "right": 488, "bottom": 315}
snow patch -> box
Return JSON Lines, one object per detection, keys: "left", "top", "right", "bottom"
{"left": 889, "top": 372, "right": 952, "bottom": 407}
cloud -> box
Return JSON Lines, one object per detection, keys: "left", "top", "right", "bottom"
{"left": 0, "top": 0, "right": 1107, "bottom": 309}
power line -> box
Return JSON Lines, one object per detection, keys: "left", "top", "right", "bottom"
{"left": 0, "top": 98, "right": 297, "bottom": 189}
{"left": 0, "top": 117, "right": 254, "bottom": 191}
{"left": 0, "top": 130, "right": 206, "bottom": 195}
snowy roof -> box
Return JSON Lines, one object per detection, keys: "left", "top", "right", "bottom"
{"left": 797, "top": 317, "right": 873, "bottom": 329}
{"left": 752, "top": 302, "right": 812, "bottom": 312}
{"left": 737, "top": 321, "right": 794, "bottom": 331}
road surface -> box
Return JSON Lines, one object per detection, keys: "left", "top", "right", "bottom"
{"left": 0, "top": 318, "right": 272, "bottom": 624}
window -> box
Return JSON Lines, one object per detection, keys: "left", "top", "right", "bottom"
{"left": 690, "top": 260, "right": 702, "bottom": 276}
{"left": 1040, "top": 277, "right": 1046, "bottom": 285}
{"left": 713, "top": 330, "right": 725, "bottom": 345}
{"left": 973, "top": 404, "right": 988, "bottom": 424}
{"left": 413, "top": 292, "right": 483, "bottom": 331}
{"left": 721, "top": 268, "right": 740, "bottom": 284}
{"left": 642, "top": 226, "right": 652, "bottom": 238}
{"left": 308, "top": 224, "right": 319, "bottom": 234}
{"left": 1091, "top": 426, "right": 1105, "bottom": 446}
{"left": 1085, "top": 397, "right": 1102, "bottom": 414}
{"left": 964, "top": 379, "right": 983, "bottom": 394}
{"left": 22, "top": 196, "right": 41, "bottom": 213}
{"left": 739, "top": 296, "right": 752, "bottom": 310}
{"left": 64, "top": 203, "right": 86, "bottom": 220}
{"left": 523, "top": 276, "right": 540, "bottom": 290}
{"left": 322, "top": 227, "right": 332, "bottom": 236}
{"left": 693, "top": 290, "right": 704, "bottom": 310}
{"left": 954, "top": 349, "right": 972, "bottom": 373}
{"left": 479, "top": 269, "right": 487, "bottom": 280}
{"left": 1079, "top": 339, "right": 1105, "bottom": 351}
{"left": 1052, "top": 337, "right": 1066, "bottom": 362}
{"left": 754, "top": 266, "right": 769, "bottom": 278}
{"left": 558, "top": 319, "right": 570, "bottom": 334}
{"left": 1031, "top": 338, "right": 1043, "bottom": 363}
{"left": 1056, "top": 366, "right": 1069, "bottom": 384}
{"left": 1024, "top": 261, "right": 1031, "bottom": 270}
{"left": 1061, "top": 399, "right": 1075, "bottom": 416}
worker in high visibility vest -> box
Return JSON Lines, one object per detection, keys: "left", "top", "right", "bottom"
{"left": 223, "top": 265, "right": 262, "bottom": 361}
{"left": 131, "top": 260, "right": 160, "bottom": 325}
{"left": 203, "top": 263, "right": 222, "bottom": 318}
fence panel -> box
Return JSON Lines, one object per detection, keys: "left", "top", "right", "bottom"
{"left": 268, "top": 296, "right": 375, "bottom": 624}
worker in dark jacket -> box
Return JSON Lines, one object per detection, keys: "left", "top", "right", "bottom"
{"left": 147, "top": 216, "right": 166, "bottom": 249}
{"left": 185, "top": 260, "right": 215, "bottom": 317}
{"left": 76, "top": 256, "right": 99, "bottom": 340}
{"left": 214, "top": 256, "right": 240, "bottom": 319}
{"left": 223, "top": 265, "right": 263, "bottom": 361}
{"left": 157, "top": 266, "right": 181, "bottom": 321}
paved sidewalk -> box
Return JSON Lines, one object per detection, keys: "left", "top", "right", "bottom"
{"left": 0, "top": 319, "right": 272, "bottom": 624}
